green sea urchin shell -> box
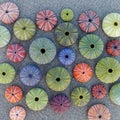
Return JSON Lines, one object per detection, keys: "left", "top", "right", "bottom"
{"left": 29, "top": 38, "right": 56, "bottom": 64}
{"left": 95, "top": 57, "right": 120, "bottom": 83}
{"left": 55, "top": 22, "right": 78, "bottom": 46}
{"left": 60, "top": 8, "right": 74, "bottom": 21}
{"left": 46, "top": 67, "right": 71, "bottom": 91}
{"left": 102, "top": 13, "right": 120, "bottom": 37}
{"left": 71, "top": 86, "right": 91, "bottom": 107}
{"left": 109, "top": 83, "right": 120, "bottom": 105}
{"left": 14, "top": 18, "right": 36, "bottom": 41}
{"left": 0, "top": 63, "right": 16, "bottom": 84}
{"left": 79, "top": 34, "right": 104, "bottom": 59}
{"left": 26, "top": 88, "right": 48, "bottom": 111}
{"left": 0, "top": 25, "right": 11, "bottom": 48}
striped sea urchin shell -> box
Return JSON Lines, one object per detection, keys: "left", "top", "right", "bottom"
{"left": 92, "top": 84, "right": 107, "bottom": 99}
{"left": 78, "top": 10, "right": 100, "bottom": 33}
{"left": 7, "top": 44, "right": 26, "bottom": 63}
{"left": 9, "top": 106, "right": 26, "bottom": 120}
{"left": 0, "top": 2, "right": 19, "bottom": 24}
{"left": 88, "top": 104, "right": 111, "bottom": 120}
{"left": 50, "top": 94, "right": 70, "bottom": 113}
{"left": 106, "top": 40, "right": 120, "bottom": 56}
{"left": 73, "top": 63, "right": 93, "bottom": 83}
{"left": 36, "top": 10, "right": 57, "bottom": 31}
{"left": 5, "top": 85, "right": 23, "bottom": 103}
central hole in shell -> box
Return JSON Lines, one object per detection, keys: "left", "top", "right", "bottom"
{"left": 12, "top": 93, "right": 14, "bottom": 96}
{"left": 65, "top": 55, "right": 69, "bottom": 58}
{"left": 90, "top": 44, "right": 94, "bottom": 48}
{"left": 114, "top": 46, "right": 118, "bottom": 49}
{"left": 56, "top": 77, "right": 61, "bottom": 82}
{"left": 98, "top": 115, "right": 102, "bottom": 119}
{"left": 66, "top": 13, "right": 69, "bottom": 15}
{"left": 5, "top": 10, "right": 9, "bottom": 13}
{"left": 16, "top": 114, "right": 18, "bottom": 116}
{"left": 40, "top": 48, "right": 46, "bottom": 54}
{"left": 114, "top": 22, "right": 118, "bottom": 26}
{"left": 14, "top": 51, "right": 17, "bottom": 54}
{"left": 35, "top": 97, "right": 39, "bottom": 101}
{"left": 65, "top": 32, "right": 69, "bottom": 36}
{"left": 79, "top": 95, "right": 83, "bottom": 99}
{"left": 45, "top": 18, "right": 48, "bottom": 20}
{"left": 88, "top": 19, "right": 92, "bottom": 22}
{"left": 60, "top": 104, "right": 62, "bottom": 106}
{"left": 98, "top": 90, "right": 101, "bottom": 93}
{"left": 108, "top": 69, "right": 113, "bottom": 73}
{"left": 82, "top": 72, "right": 85, "bottom": 74}
{"left": 2, "top": 72, "right": 6, "bottom": 76}
{"left": 28, "top": 74, "right": 32, "bottom": 78}
{"left": 22, "top": 27, "right": 26, "bottom": 30}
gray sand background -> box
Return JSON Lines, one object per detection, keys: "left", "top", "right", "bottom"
{"left": 0, "top": 0, "right": 120, "bottom": 120}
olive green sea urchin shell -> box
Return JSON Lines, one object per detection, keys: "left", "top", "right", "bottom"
{"left": 55, "top": 22, "right": 78, "bottom": 46}
{"left": 14, "top": 18, "right": 36, "bottom": 41}
{"left": 71, "top": 86, "right": 91, "bottom": 107}
{"left": 46, "top": 67, "right": 71, "bottom": 91}
{"left": 95, "top": 57, "right": 120, "bottom": 83}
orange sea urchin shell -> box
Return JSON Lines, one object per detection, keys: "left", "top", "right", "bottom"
{"left": 73, "top": 63, "right": 93, "bottom": 83}
{"left": 5, "top": 85, "right": 23, "bottom": 103}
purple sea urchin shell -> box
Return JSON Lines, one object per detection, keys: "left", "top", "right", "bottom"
{"left": 50, "top": 94, "right": 70, "bottom": 113}
{"left": 20, "top": 64, "right": 41, "bottom": 86}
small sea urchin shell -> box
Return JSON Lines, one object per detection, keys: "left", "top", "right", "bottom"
{"left": 58, "top": 48, "right": 76, "bottom": 66}
{"left": 0, "top": 63, "right": 16, "bottom": 84}
{"left": 71, "top": 86, "right": 91, "bottom": 107}
{"left": 92, "top": 84, "right": 107, "bottom": 99}
{"left": 50, "top": 94, "right": 70, "bottom": 113}
{"left": 5, "top": 85, "right": 23, "bottom": 103}
{"left": 106, "top": 40, "right": 120, "bottom": 56}
{"left": 7, "top": 44, "right": 26, "bottom": 62}
{"left": 9, "top": 106, "right": 26, "bottom": 120}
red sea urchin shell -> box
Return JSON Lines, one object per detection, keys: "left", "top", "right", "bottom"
{"left": 92, "top": 84, "right": 107, "bottom": 99}
{"left": 50, "top": 94, "right": 70, "bottom": 113}
{"left": 0, "top": 2, "right": 19, "bottom": 24}
{"left": 106, "top": 40, "right": 120, "bottom": 56}
{"left": 36, "top": 10, "right": 57, "bottom": 31}
{"left": 88, "top": 104, "right": 111, "bottom": 120}
{"left": 7, "top": 44, "right": 26, "bottom": 63}
{"left": 78, "top": 10, "right": 100, "bottom": 33}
